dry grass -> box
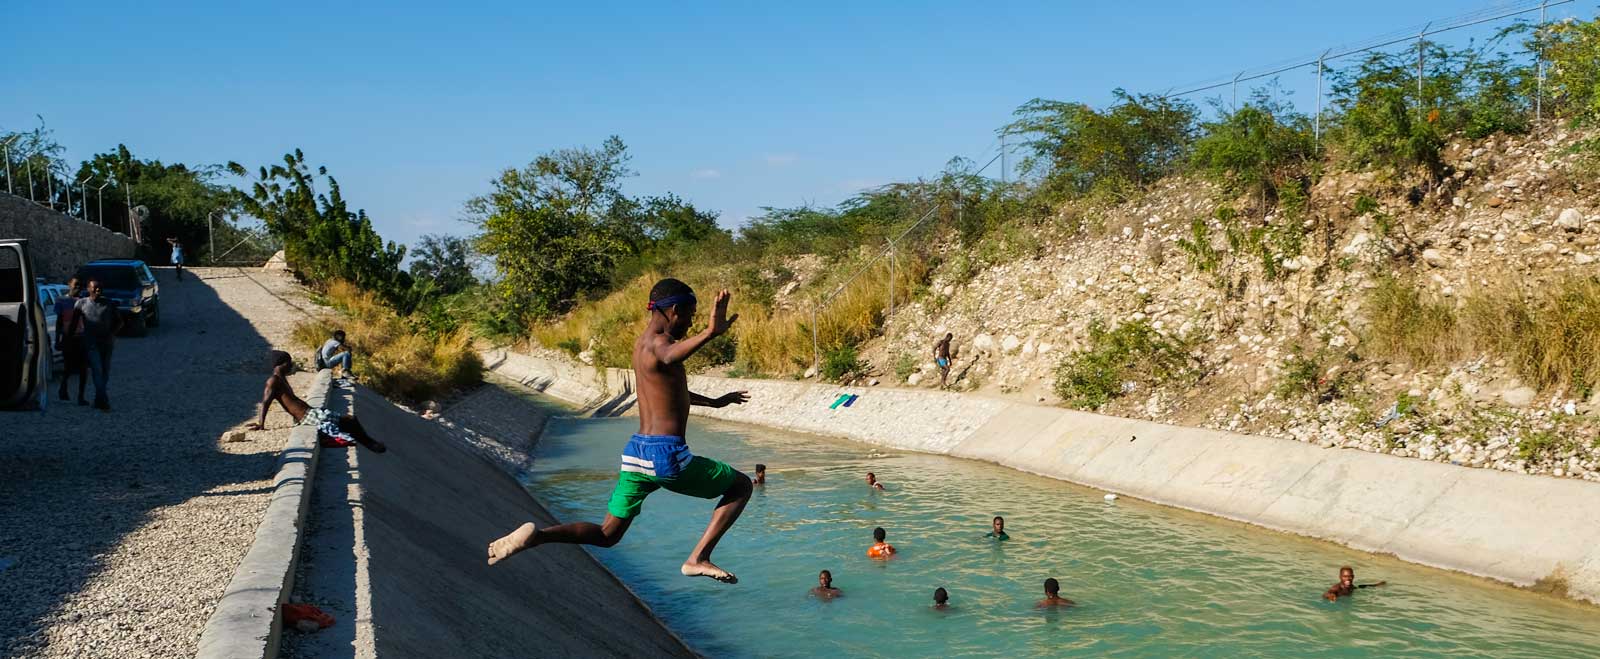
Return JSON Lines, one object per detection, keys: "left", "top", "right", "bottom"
{"left": 295, "top": 280, "right": 483, "bottom": 404}
{"left": 1364, "top": 274, "right": 1600, "bottom": 396}
{"left": 531, "top": 256, "right": 929, "bottom": 377}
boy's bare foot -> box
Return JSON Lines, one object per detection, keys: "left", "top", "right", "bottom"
{"left": 680, "top": 560, "right": 737, "bottom": 584}
{"left": 488, "top": 523, "right": 539, "bottom": 565}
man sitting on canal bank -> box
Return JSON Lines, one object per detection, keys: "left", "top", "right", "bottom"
{"left": 318, "top": 329, "right": 354, "bottom": 378}
{"left": 1323, "top": 566, "right": 1386, "bottom": 601}
{"left": 487, "top": 279, "right": 753, "bottom": 584}
{"left": 249, "top": 350, "right": 386, "bottom": 453}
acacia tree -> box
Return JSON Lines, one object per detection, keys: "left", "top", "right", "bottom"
{"left": 75, "top": 145, "right": 235, "bottom": 259}
{"left": 408, "top": 233, "right": 477, "bottom": 296}
{"left": 227, "top": 150, "right": 410, "bottom": 306}
{"left": 469, "top": 137, "right": 635, "bottom": 320}
{"left": 1004, "top": 90, "right": 1198, "bottom": 201}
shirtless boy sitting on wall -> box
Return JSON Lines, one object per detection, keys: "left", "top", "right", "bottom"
{"left": 249, "top": 350, "right": 386, "bottom": 453}
{"left": 487, "top": 278, "right": 753, "bottom": 584}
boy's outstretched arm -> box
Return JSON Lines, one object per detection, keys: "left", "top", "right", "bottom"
{"left": 691, "top": 391, "right": 749, "bottom": 407}
{"left": 653, "top": 290, "right": 738, "bottom": 365}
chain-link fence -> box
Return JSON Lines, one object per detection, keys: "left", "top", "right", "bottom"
{"left": 798, "top": 0, "right": 1585, "bottom": 374}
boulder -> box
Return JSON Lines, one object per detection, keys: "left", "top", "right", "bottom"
{"left": 972, "top": 333, "right": 997, "bottom": 354}
{"left": 262, "top": 250, "right": 289, "bottom": 272}
{"left": 1501, "top": 385, "right": 1537, "bottom": 407}
{"left": 1576, "top": 253, "right": 1595, "bottom": 265}
{"left": 1000, "top": 335, "right": 1023, "bottom": 354}
{"left": 1421, "top": 248, "right": 1447, "bottom": 268}
{"left": 577, "top": 350, "right": 595, "bottom": 365}
{"left": 1558, "top": 208, "right": 1586, "bottom": 232}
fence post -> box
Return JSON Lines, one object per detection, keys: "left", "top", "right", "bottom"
{"left": 886, "top": 240, "right": 895, "bottom": 345}
{"left": 1416, "top": 23, "right": 1431, "bottom": 119}
{"left": 75, "top": 176, "right": 91, "bottom": 220}
{"left": 1314, "top": 50, "right": 1329, "bottom": 148}
{"left": 1537, "top": 0, "right": 1548, "bottom": 123}
{"left": 1, "top": 136, "right": 14, "bottom": 195}
{"left": 810, "top": 300, "right": 820, "bottom": 378}
{"left": 1232, "top": 70, "right": 1244, "bottom": 108}
{"left": 26, "top": 158, "right": 35, "bottom": 203}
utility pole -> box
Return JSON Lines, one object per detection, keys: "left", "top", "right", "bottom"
{"left": 886, "top": 240, "right": 895, "bottom": 345}
{"left": 999, "top": 134, "right": 1007, "bottom": 188}
{"left": 1537, "top": 0, "right": 1549, "bottom": 123}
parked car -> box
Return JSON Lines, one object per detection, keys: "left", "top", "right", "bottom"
{"left": 36, "top": 279, "right": 66, "bottom": 369}
{"left": 1, "top": 239, "right": 49, "bottom": 410}
{"left": 73, "top": 259, "right": 160, "bottom": 336}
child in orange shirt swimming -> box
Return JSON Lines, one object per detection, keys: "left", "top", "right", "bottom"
{"left": 867, "top": 526, "right": 896, "bottom": 559}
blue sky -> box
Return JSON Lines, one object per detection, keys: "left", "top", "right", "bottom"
{"left": 4, "top": 1, "right": 1583, "bottom": 250}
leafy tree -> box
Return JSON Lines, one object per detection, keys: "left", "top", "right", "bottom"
{"left": 1190, "top": 88, "right": 1318, "bottom": 209}
{"left": 1534, "top": 14, "right": 1600, "bottom": 124}
{"left": 1004, "top": 90, "right": 1198, "bottom": 201}
{"left": 227, "top": 150, "right": 411, "bottom": 306}
{"left": 0, "top": 118, "right": 68, "bottom": 211}
{"left": 468, "top": 137, "right": 638, "bottom": 319}
{"left": 408, "top": 233, "right": 477, "bottom": 297}
{"left": 1328, "top": 38, "right": 1532, "bottom": 180}
{"left": 74, "top": 144, "right": 235, "bottom": 260}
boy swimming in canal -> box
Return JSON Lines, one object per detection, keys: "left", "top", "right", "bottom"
{"left": 1036, "top": 578, "right": 1075, "bottom": 608}
{"left": 985, "top": 516, "right": 1009, "bottom": 541}
{"left": 487, "top": 279, "right": 754, "bottom": 584}
{"left": 811, "top": 570, "right": 842, "bottom": 599}
{"left": 867, "top": 527, "right": 897, "bottom": 559}
{"left": 1323, "top": 566, "right": 1386, "bottom": 601}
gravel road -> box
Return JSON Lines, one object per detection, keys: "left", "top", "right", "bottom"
{"left": 1, "top": 267, "right": 323, "bottom": 658}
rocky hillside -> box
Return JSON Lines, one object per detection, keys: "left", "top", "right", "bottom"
{"left": 856, "top": 125, "right": 1600, "bottom": 481}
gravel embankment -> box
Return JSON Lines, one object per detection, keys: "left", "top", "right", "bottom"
{"left": 0, "top": 267, "right": 324, "bottom": 658}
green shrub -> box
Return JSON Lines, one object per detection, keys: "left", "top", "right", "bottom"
{"left": 821, "top": 344, "right": 868, "bottom": 382}
{"left": 894, "top": 353, "right": 917, "bottom": 382}
{"left": 556, "top": 337, "right": 581, "bottom": 356}
{"left": 1053, "top": 320, "right": 1195, "bottom": 409}
{"left": 1190, "top": 91, "right": 1318, "bottom": 207}
{"left": 1004, "top": 89, "right": 1198, "bottom": 201}
{"left": 1276, "top": 347, "right": 1356, "bottom": 402}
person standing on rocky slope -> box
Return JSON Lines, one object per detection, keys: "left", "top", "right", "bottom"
{"left": 249, "top": 350, "right": 386, "bottom": 453}
{"left": 934, "top": 333, "right": 954, "bottom": 388}
{"left": 487, "top": 278, "right": 753, "bottom": 584}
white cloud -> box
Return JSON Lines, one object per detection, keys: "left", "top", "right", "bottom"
{"left": 690, "top": 168, "right": 722, "bottom": 180}
{"left": 763, "top": 153, "right": 798, "bottom": 166}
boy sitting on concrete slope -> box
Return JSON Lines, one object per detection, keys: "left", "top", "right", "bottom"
{"left": 488, "top": 278, "right": 754, "bottom": 584}
{"left": 250, "top": 350, "right": 386, "bottom": 453}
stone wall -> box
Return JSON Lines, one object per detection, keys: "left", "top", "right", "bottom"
{"left": 0, "top": 192, "right": 138, "bottom": 281}
{"left": 487, "top": 348, "right": 1600, "bottom": 605}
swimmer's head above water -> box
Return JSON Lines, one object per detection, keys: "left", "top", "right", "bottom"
{"left": 1044, "top": 578, "right": 1060, "bottom": 596}
{"left": 754, "top": 463, "right": 766, "bottom": 484}
{"left": 933, "top": 587, "right": 949, "bottom": 608}
{"left": 992, "top": 516, "right": 1005, "bottom": 534}
{"left": 873, "top": 527, "right": 887, "bottom": 543}
{"left": 819, "top": 570, "right": 833, "bottom": 589}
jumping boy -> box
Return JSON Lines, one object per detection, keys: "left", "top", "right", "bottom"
{"left": 867, "top": 527, "right": 896, "bottom": 559}
{"left": 249, "top": 350, "right": 387, "bottom": 453}
{"left": 487, "top": 279, "right": 753, "bottom": 584}
{"left": 1323, "top": 566, "right": 1386, "bottom": 601}
{"left": 1036, "top": 578, "right": 1075, "bottom": 608}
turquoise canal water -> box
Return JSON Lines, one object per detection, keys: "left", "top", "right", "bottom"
{"left": 520, "top": 413, "right": 1600, "bottom": 658}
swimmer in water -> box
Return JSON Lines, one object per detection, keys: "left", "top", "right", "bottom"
{"left": 1323, "top": 566, "right": 1386, "bottom": 601}
{"left": 932, "top": 587, "right": 950, "bottom": 610}
{"left": 1036, "top": 578, "right": 1075, "bottom": 608}
{"left": 867, "top": 527, "right": 896, "bottom": 559}
{"left": 811, "top": 570, "right": 841, "bottom": 599}
{"left": 754, "top": 463, "right": 766, "bottom": 485}
{"left": 985, "top": 515, "right": 1009, "bottom": 541}
{"left": 866, "top": 472, "right": 885, "bottom": 490}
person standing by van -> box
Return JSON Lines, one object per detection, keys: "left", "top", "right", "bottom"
{"left": 167, "top": 237, "right": 186, "bottom": 281}
{"left": 73, "top": 279, "right": 124, "bottom": 411}
{"left": 54, "top": 277, "right": 88, "bottom": 404}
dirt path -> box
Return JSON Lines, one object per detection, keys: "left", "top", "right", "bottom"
{"left": 0, "top": 267, "right": 321, "bottom": 658}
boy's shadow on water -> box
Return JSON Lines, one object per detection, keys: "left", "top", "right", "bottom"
{"left": 0, "top": 268, "right": 289, "bottom": 654}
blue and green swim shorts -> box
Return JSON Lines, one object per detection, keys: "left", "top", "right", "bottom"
{"left": 608, "top": 433, "right": 738, "bottom": 519}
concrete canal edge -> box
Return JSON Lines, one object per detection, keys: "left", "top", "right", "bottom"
{"left": 197, "top": 370, "right": 335, "bottom": 659}
{"left": 484, "top": 348, "right": 1600, "bottom": 605}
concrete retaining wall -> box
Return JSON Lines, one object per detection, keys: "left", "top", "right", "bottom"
{"left": 485, "top": 349, "right": 1600, "bottom": 604}
{"left": 0, "top": 192, "right": 138, "bottom": 281}
{"left": 197, "top": 370, "right": 335, "bottom": 659}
